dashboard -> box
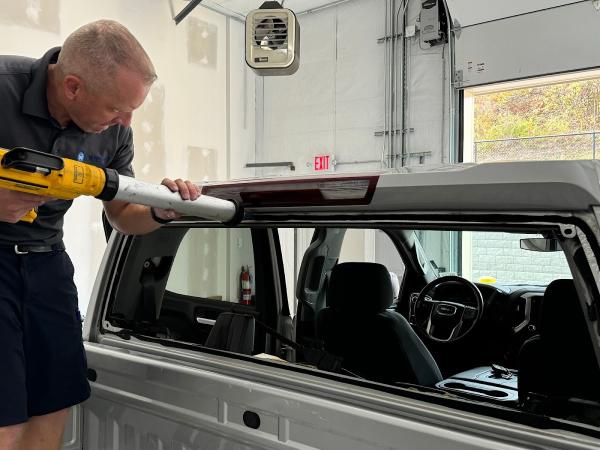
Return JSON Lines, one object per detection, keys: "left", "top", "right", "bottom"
{"left": 404, "top": 280, "right": 548, "bottom": 376}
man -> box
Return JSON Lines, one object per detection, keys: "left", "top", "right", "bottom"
{"left": 0, "top": 20, "right": 199, "bottom": 449}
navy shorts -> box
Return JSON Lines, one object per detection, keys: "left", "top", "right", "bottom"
{"left": 0, "top": 246, "right": 90, "bottom": 426}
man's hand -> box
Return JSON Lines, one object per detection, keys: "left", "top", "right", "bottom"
{"left": 151, "top": 178, "right": 201, "bottom": 221}
{"left": 0, "top": 188, "right": 52, "bottom": 223}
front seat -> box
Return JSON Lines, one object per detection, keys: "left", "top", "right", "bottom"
{"left": 518, "top": 279, "right": 600, "bottom": 404}
{"left": 316, "top": 262, "right": 442, "bottom": 386}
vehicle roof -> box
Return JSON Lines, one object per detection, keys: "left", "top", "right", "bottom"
{"left": 201, "top": 160, "right": 600, "bottom": 214}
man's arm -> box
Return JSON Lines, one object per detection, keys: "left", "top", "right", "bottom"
{"left": 103, "top": 178, "right": 200, "bottom": 235}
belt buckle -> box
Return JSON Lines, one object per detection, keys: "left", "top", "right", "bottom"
{"left": 14, "top": 245, "right": 28, "bottom": 255}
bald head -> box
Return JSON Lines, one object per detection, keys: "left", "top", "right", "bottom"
{"left": 56, "top": 19, "right": 156, "bottom": 93}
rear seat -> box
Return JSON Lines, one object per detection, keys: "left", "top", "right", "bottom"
{"left": 204, "top": 312, "right": 255, "bottom": 355}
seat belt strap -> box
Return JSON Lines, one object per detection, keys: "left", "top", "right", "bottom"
{"left": 140, "top": 261, "right": 158, "bottom": 322}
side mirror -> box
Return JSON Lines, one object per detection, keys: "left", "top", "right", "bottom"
{"left": 520, "top": 238, "right": 560, "bottom": 252}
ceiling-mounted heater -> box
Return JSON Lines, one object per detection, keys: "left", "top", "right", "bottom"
{"left": 245, "top": 1, "right": 300, "bottom": 76}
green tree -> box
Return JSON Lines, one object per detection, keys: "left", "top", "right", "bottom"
{"left": 474, "top": 79, "right": 600, "bottom": 141}
{"left": 474, "top": 78, "right": 600, "bottom": 161}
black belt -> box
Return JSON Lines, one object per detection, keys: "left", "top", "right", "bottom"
{"left": 3, "top": 242, "right": 65, "bottom": 255}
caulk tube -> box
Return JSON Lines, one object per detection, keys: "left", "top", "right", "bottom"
{"left": 96, "top": 168, "right": 242, "bottom": 224}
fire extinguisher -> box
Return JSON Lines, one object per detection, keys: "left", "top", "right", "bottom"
{"left": 240, "top": 265, "right": 252, "bottom": 305}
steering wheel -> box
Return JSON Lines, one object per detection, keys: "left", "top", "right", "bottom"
{"left": 408, "top": 275, "right": 484, "bottom": 343}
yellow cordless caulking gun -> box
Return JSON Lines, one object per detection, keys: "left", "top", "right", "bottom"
{"left": 0, "top": 147, "right": 242, "bottom": 224}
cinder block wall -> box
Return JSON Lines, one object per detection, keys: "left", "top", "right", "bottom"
{"left": 471, "top": 232, "right": 571, "bottom": 284}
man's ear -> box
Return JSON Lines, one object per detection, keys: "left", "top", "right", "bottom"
{"left": 64, "top": 75, "right": 82, "bottom": 100}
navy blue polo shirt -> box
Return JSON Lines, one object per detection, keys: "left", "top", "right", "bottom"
{"left": 0, "top": 47, "right": 135, "bottom": 245}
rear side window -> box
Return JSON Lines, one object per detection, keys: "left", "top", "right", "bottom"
{"left": 166, "top": 228, "right": 255, "bottom": 303}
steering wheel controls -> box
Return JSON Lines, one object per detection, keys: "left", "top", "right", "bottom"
{"left": 413, "top": 275, "right": 485, "bottom": 343}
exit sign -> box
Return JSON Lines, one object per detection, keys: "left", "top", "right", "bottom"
{"left": 314, "top": 155, "right": 330, "bottom": 171}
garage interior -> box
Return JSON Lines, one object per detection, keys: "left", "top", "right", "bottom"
{"left": 1, "top": 0, "right": 599, "bottom": 322}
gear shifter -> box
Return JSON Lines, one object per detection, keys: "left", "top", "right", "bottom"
{"left": 490, "top": 364, "right": 516, "bottom": 379}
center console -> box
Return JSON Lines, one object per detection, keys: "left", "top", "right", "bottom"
{"left": 436, "top": 365, "right": 518, "bottom": 403}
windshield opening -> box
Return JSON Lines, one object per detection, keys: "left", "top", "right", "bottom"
{"left": 416, "top": 230, "right": 572, "bottom": 286}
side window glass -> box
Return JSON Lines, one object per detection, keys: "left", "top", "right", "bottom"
{"left": 166, "top": 228, "right": 255, "bottom": 303}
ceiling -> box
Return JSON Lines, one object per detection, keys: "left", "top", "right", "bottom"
{"left": 201, "top": 0, "right": 349, "bottom": 18}
{"left": 202, "top": 0, "right": 584, "bottom": 25}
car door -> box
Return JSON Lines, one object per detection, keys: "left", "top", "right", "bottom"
{"left": 77, "top": 224, "right": 290, "bottom": 449}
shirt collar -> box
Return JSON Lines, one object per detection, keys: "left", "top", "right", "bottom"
{"left": 22, "top": 47, "right": 61, "bottom": 123}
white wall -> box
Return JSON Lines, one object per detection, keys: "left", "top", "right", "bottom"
{"left": 253, "top": 0, "right": 454, "bottom": 173}
{"left": 229, "top": 19, "right": 257, "bottom": 180}
{"left": 257, "top": 0, "right": 386, "bottom": 176}
{"left": 1, "top": 0, "right": 232, "bottom": 313}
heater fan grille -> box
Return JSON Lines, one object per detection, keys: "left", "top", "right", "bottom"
{"left": 253, "top": 15, "right": 289, "bottom": 51}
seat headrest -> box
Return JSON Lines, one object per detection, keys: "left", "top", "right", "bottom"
{"left": 542, "top": 279, "right": 587, "bottom": 342}
{"left": 540, "top": 280, "right": 586, "bottom": 332}
{"left": 327, "top": 262, "right": 393, "bottom": 314}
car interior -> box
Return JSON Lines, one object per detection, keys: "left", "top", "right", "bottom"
{"left": 102, "top": 221, "right": 600, "bottom": 427}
